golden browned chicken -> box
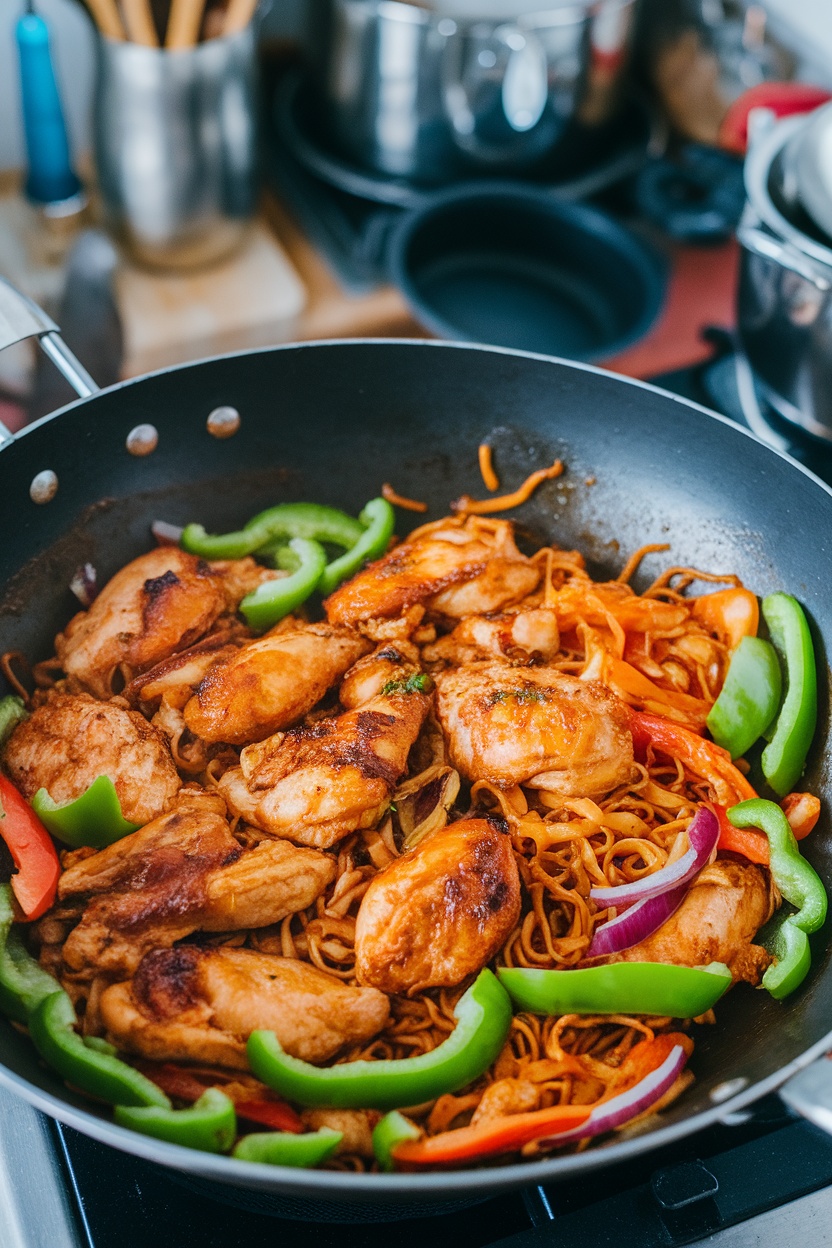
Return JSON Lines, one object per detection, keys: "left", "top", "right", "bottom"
{"left": 324, "top": 517, "right": 538, "bottom": 626}
{"left": 354, "top": 818, "right": 521, "bottom": 993}
{"left": 434, "top": 662, "right": 634, "bottom": 796}
{"left": 127, "top": 634, "right": 242, "bottom": 710}
{"left": 4, "top": 693, "right": 180, "bottom": 824}
{"left": 58, "top": 790, "right": 335, "bottom": 974}
{"left": 56, "top": 549, "right": 274, "bottom": 698}
{"left": 181, "top": 622, "right": 370, "bottom": 746}
{"left": 422, "top": 608, "right": 560, "bottom": 666}
{"left": 218, "top": 647, "right": 431, "bottom": 848}
{"left": 615, "top": 858, "right": 776, "bottom": 984}
{"left": 99, "top": 946, "right": 390, "bottom": 1068}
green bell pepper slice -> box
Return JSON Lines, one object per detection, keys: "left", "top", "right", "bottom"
{"left": 756, "top": 911, "right": 812, "bottom": 1000}
{"left": 115, "top": 1088, "right": 237, "bottom": 1153}
{"left": 497, "top": 961, "right": 732, "bottom": 1018}
{"left": 28, "top": 991, "right": 170, "bottom": 1108}
{"left": 0, "top": 883, "right": 60, "bottom": 1024}
{"left": 239, "top": 537, "right": 327, "bottom": 631}
{"left": 728, "top": 798, "right": 827, "bottom": 998}
{"left": 760, "top": 594, "right": 817, "bottom": 796}
{"left": 318, "top": 498, "right": 395, "bottom": 596}
{"left": 247, "top": 968, "right": 512, "bottom": 1111}
{"left": 31, "top": 775, "right": 140, "bottom": 849}
{"left": 729, "top": 799, "right": 827, "bottom": 933}
{"left": 372, "top": 1111, "right": 420, "bottom": 1172}
{"left": 0, "top": 695, "right": 27, "bottom": 747}
{"left": 706, "top": 636, "right": 782, "bottom": 760}
{"left": 180, "top": 503, "right": 364, "bottom": 562}
{"left": 232, "top": 1127, "right": 342, "bottom": 1167}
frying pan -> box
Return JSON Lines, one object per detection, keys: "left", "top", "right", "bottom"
{"left": 0, "top": 277, "right": 831, "bottom": 1212}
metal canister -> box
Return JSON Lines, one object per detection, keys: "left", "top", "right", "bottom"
{"left": 93, "top": 28, "right": 258, "bottom": 270}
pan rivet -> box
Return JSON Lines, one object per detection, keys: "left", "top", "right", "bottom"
{"left": 29, "top": 470, "right": 58, "bottom": 504}
{"left": 126, "top": 424, "right": 159, "bottom": 457}
{"left": 207, "top": 406, "right": 241, "bottom": 439}
{"left": 710, "top": 1077, "right": 748, "bottom": 1103}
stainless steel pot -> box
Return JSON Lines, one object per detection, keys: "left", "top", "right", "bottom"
{"left": 306, "top": 0, "right": 637, "bottom": 181}
{"left": 737, "top": 114, "right": 832, "bottom": 441}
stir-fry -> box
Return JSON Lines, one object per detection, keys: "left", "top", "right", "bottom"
{"left": 0, "top": 462, "right": 825, "bottom": 1171}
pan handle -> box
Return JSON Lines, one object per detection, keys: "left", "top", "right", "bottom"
{"left": 0, "top": 276, "right": 99, "bottom": 441}
{"left": 779, "top": 1056, "right": 832, "bottom": 1136}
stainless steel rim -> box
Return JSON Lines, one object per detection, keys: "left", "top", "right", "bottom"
{"left": 744, "top": 114, "right": 832, "bottom": 271}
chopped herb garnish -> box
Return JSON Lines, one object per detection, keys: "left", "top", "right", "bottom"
{"left": 382, "top": 673, "right": 430, "bottom": 696}
{"left": 488, "top": 687, "right": 547, "bottom": 706}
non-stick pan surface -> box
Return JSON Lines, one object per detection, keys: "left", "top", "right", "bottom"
{"left": 0, "top": 340, "right": 830, "bottom": 1206}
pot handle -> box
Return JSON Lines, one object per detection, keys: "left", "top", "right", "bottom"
{"left": 737, "top": 223, "right": 832, "bottom": 293}
{"left": 0, "top": 275, "right": 98, "bottom": 437}
{"left": 779, "top": 1055, "right": 832, "bottom": 1136}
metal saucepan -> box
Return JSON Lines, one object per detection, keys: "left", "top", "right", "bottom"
{"left": 737, "top": 113, "right": 832, "bottom": 442}
{"left": 0, "top": 277, "right": 831, "bottom": 1210}
{"left": 305, "top": 0, "right": 637, "bottom": 182}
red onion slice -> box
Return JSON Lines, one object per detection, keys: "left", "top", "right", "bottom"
{"left": 69, "top": 563, "right": 98, "bottom": 607}
{"left": 590, "top": 805, "right": 719, "bottom": 909}
{"left": 586, "top": 882, "right": 689, "bottom": 959}
{"left": 537, "top": 1043, "right": 688, "bottom": 1150}
{"left": 152, "top": 520, "right": 184, "bottom": 546}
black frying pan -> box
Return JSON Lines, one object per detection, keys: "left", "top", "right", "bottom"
{"left": 0, "top": 278, "right": 830, "bottom": 1212}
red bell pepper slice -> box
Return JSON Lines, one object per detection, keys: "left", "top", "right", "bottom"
{"left": 781, "top": 792, "right": 821, "bottom": 841}
{"left": 713, "top": 803, "right": 769, "bottom": 866}
{"left": 235, "top": 1099, "right": 304, "bottom": 1134}
{"left": 0, "top": 776, "right": 59, "bottom": 921}
{"left": 630, "top": 711, "right": 757, "bottom": 808}
{"left": 391, "top": 1103, "right": 592, "bottom": 1168}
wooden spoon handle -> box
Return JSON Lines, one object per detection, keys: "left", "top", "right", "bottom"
{"left": 84, "top": 0, "right": 126, "bottom": 40}
{"left": 121, "top": 0, "right": 159, "bottom": 45}
{"left": 165, "top": 0, "right": 206, "bottom": 47}
{"left": 222, "top": 0, "right": 258, "bottom": 35}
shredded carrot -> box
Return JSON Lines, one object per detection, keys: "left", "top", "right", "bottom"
{"left": 616, "top": 543, "right": 671, "bottom": 585}
{"left": 381, "top": 483, "right": 428, "bottom": 513}
{"left": 478, "top": 442, "right": 500, "bottom": 492}
{"left": 452, "top": 460, "right": 564, "bottom": 515}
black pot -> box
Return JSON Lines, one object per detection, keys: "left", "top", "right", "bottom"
{"left": 388, "top": 183, "right": 666, "bottom": 361}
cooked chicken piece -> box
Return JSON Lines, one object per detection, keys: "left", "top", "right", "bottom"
{"left": 470, "top": 1079, "right": 539, "bottom": 1126}
{"left": 324, "top": 517, "right": 538, "bottom": 626}
{"left": 301, "top": 1109, "right": 378, "bottom": 1158}
{"left": 182, "top": 623, "right": 370, "bottom": 746}
{"left": 338, "top": 641, "right": 421, "bottom": 709}
{"left": 219, "top": 647, "right": 431, "bottom": 848}
{"left": 56, "top": 548, "right": 274, "bottom": 698}
{"left": 3, "top": 692, "right": 180, "bottom": 824}
{"left": 127, "top": 633, "right": 242, "bottom": 710}
{"left": 434, "top": 662, "right": 634, "bottom": 796}
{"left": 422, "top": 609, "right": 560, "bottom": 666}
{"left": 615, "top": 858, "right": 776, "bottom": 984}
{"left": 99, "top": 946, "right": 390, "bottom": 1069}
{"left": 59, "top": 790, "right": 334, "bottom": 974}
{"left": 354, "top": 818, "right": 521, "bottom": 993}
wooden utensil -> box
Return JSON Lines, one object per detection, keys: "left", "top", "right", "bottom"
{"left": 121, "top": 0, "right": 159, "bottom": 45}
{"left": 165, "top": 0, "right": 205, "bottom": 48}
{"left": 84, "top": 0, "right": 126, "bottom": 39}
{"left": 222, "top": 0, "right": 257, "bottom": 36}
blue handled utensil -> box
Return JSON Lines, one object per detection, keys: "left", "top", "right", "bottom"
{"left": 16, "top": 0, "right": 83, "bottom": 206}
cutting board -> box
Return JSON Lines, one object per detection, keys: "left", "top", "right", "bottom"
{"left": 117, "top": 221, "right": 307, "bottom": 376}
